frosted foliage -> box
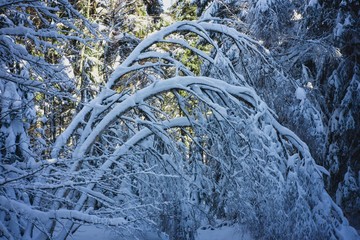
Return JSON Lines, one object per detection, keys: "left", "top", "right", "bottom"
{"left": 38, "top": 21, "right": 355, "bottom": 239}
{"left": 0, "top": 0, "right": 360, "bottom": 240}
{"left": 0, "top": 18, "right": 356, "bottom": 239}
{"left": 336, "top": 168, "right": 360, "bottom": 213}
{"left": 0, "top": 0, "right": 96, "bottom": 97}
{"left": 193, "top": 0, "right": 360, "bottom": 233}
{"left": 0, "top": 1, "right": 98, "bottom": 240}
{"left": 0, "top": 80, "right": 35, "bottom": 164}
{"left": 0, "top": 0, "right": 97, "bottom": 165}
{"left": 308, "top": 0, "right": 318, "bottom": 7}
{"left": 0, "top": 0, "right": 98, "bottom": 160}
{"left": 200, "top": 24, "right": 326, "bottom": 163}
{"left": 0, "top": 1, "right": 357, "bottom": 237}
{"left": 256, "top": 0, "right": 273, "bottom": 13}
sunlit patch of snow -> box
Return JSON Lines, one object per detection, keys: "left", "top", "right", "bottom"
{"left": 61, "top": 57, "right": 75, "bottom": 80}
{"left": 306, "top": 82, "right": 314, "bottom": 89}
{"left": 46, "top": 158, "right": 57, "bottom": 164}
{"left": 291, "top": 10, "right": 303, "bottom": 21}
{"left": 56, "top": 22, "right": 65, "bottom": 28}
{"left": 160, "top": 13, "right": 173, "bottom": 23}
{"left": 163, "top": 0, "right": 175, "bottom": 11}
{"left": 113, "top": 55, "right": 121, "bottom": 69}
{"left": 335, "top": 48, "right": 342, "bottom": 58}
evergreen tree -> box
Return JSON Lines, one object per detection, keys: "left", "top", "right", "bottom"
{"left": 0, "top": 1, "right": 97, "bottom": 238}
{"left": 192, "top": 0, "right": 360, "bottom": 223}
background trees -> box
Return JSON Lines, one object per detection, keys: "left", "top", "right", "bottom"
{"left": 0, "top": 0, "right": 98, "bottom": 238}
{"left": 0, "top": 0, "right": 99, "bottom": 159}
{"left": 191, "top": 0, "right": 360, "bottom": 227}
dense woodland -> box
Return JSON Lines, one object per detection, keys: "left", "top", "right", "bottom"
{"left": 0, "top": 0, "right": 359, "bottom": 239}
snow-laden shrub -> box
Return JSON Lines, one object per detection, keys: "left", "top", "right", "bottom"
{"left": 1, "top": 19, "right": 357, "bottom": 239}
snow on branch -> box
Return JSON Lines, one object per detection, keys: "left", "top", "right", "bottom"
{"left": 52, "top": 20, "right": 268, "bottom": 155}
{"left": 3, "top": 19, "right": 354, "bottom": 239}
{"left": 71, "top": 76, "right": 259, "bottom": 158}
{"left": 0, "top": 196, "right": 128, "bottom": 226}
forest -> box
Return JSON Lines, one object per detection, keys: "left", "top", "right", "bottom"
{"left": 0, "top": 0, "right": 359, "bottom": 239}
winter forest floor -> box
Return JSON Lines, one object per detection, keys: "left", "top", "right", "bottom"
{"left": 73, "top": 224, "right": 253, "bottom": 240}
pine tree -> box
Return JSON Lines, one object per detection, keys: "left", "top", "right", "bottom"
{"left": 192, "top": 0, "right": 360, "bottom": 224}
{"left": 0, "top": 1, "right": 97, "bottom": 238}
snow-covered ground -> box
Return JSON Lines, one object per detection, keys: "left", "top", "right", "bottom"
{"left": 196, "top": 224, "right": 253, "bottom": 240}
{"left": 72, "top": 222, "right": 360, "bottom": 240}
{"left": 72, "top": 224, "right": 253, "bottom": 240}
{"left": 72, "top": 226, "right": 114, "bottom": 240}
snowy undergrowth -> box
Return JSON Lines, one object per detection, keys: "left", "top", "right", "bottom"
{"left": 72, "top": 223, "right": 253, "bottom": 240}
{"left": 1, "top": 18, "right": 358, "bottom": 240}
